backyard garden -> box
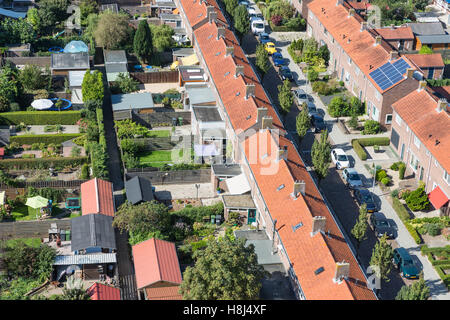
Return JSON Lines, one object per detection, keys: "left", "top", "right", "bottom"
{"left": 257, "top": 0, "right": 306, "bottom": 32}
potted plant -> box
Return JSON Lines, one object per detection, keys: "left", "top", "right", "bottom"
{"left": 373, "top": 145, "right": 380, "bottom": 153}
{"left": 216, "top": 187, "right": 222, "bottom": 194}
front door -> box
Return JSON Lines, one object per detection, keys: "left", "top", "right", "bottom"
{"left": 400, "top": 143, "right": 405, "bottom": 160}
{"left": 420, "top": 167, "right": 424, "bottom": 181}
{"left": 247, "top": 209, "right": 256, "bottom": 224}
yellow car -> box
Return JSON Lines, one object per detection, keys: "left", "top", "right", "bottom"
{"left": 264, "top": 42, "right": 277, "bottom": 55}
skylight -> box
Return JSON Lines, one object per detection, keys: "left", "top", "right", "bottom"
{"left": 276, "top": 184, "right": 285, "bottom": 191}
{"left": 292, "top": 222, "right": 303, "bottom": 232}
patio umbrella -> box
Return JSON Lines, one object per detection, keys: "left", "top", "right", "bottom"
{"left": 31, "top": 99, "right": 53, "bottom": 110}
{"left": 26, "top": 195, "right": 49, "bottom": 219}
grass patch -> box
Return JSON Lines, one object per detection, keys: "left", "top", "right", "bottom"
{"left": 11, "top": 205, "right": 37, "bottom": 221}
{"left": 4, "top": 237, "right": 42, "bottom": 248}
{"left": 138, "top": 149, "right": 191, "bottom": 167}
{"left": 147, "top": 130, "right": 171, "bottom": 138}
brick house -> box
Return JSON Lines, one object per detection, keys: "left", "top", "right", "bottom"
{"left": 373, "top": 26, "right": 415, "bottom": 51}
{"left": 306, "top": 0, "right": 420, "bottom": 128}
{"left": 390, "top": 83, "right": 449, "bottom": 215}
{"left": 404, "top": 53, "right": 445, "bottom": 80}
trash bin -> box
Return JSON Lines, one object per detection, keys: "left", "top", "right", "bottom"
{"left": 60, "top": 230, "right": 66, "bottom": 241}
{"left": 215, "top": 215, "right": 222, "bottom": 226}
{"left": 172, "top": 117, "right": 178, "bottom": 126}
{"left": 178, "top": 117, "right": 183, "bottom": 126}
{"left": 210, "top": 215, "right": 215, "bottom": 224}
{"left": 66, "top": 230, "right": 70, "bottom": 241}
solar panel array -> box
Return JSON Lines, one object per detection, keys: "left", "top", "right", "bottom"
{"left": 369, "top": 58, "right": 410, "bottom": 91}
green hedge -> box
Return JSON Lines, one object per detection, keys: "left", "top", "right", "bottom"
{"left": 351, "top": 137, "right": 390, "bottom": 160}
{"left": 351, "top": 139, "right": 367, "bottom": 161}
{"left": 392, "top": 197, "right": 422, "bottom": 244}
{"left": 0, "top": 157, "right": 88, "bottom": 170}
{"left": 10, "top": 133, "right": 82, "bottom": 145}
{"left": 0, "top": 111, "right": 82, "bottom": 125}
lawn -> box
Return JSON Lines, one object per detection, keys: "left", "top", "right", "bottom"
{"left": 4, "top": 237, "right": 42, "bottom": 248}
{"left": 138, "top": 149, "right": 190, "bottom": 167}
{"left": 11, "top": 205, "right": 37, "bottom": 221}
{"left": 147, "top": 130, "right": 171, "bottom": 138}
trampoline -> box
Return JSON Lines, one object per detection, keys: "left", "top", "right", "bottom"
{"left": 65, "top": 198, "right": 80, "bottom": 210}
{"left": 49, "top": 98, "right": 72, "bottom": 111}
{"left": 49, "top": 47, "right": 64, "bottom": 53}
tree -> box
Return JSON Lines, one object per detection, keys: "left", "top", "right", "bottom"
{"left": 255, "top": 44, "right": 270, "bottom": 76}
{"left": 112, "top": 73, "right": 139, "bottom": 94}
{"left": 0, "top": 95, "right": 10, "bottom": 112}
{"left": 150, "top": 24, "right": 175, "bottom": 53}
{"left": 370, "top": 234, "right": 394, "bottom": 283}
{"left": 60, "top": 276, "right": 91, "bottom": 300}
{"left": 419, "top": 45, "right": 433, "bottom": 54}
{"left": 351, "top": 204, "right": 369, "bottom": 249}
{"left": 296, "top": 103, "right": 310, "bottom": 141}
{"left": 79, "top": 0, "right": 98, "bottom": 27}
{"left": 180, "top": 237, "right": 266, "bottom": 299}
{"left": 311, "top": 129, "right": 331, "bottom": 181}
{"left": 223, "top": 0, "right": 238, "bottom": 17}
{"left": 265, "top": 0, "right": 294, "bottom": 20}
{"left": 112, "top": 200, "right": 172, "bottom": 245}
{"left": 134, "top": 20, "right": 153, "bottom": 64}
{"left": 36, "top": 0, "right": 70, "bottom": 35}
{"left": 396, "top": 275, "right": 430, "bottom": 300}
{"left": 307, "top": 69, "right": 319, "bottom": 82}
{"left": 277, "top": 79, "right": 293, "bottom": 115}
{"left": 328, "top": 96, "right": 349, "bottom": 117}
{"left": 233, "top": 5, "right": 250, "bottom": 40}
{"left": 0, "top": 18, "right": 36, "bottom": 44}
{"left": 19, "top": 65, "right": 48, "bottom": 91}
{"left": 27, "top": 8, "right": 42, "bottom": 33}
{"left": 94, "top": 11, "right": 133, "bottom": 49}
{"left": 0, "top": 62, "right": 22, "bottom": 103}
{"left": 81, "top": 70, "right": 104, "bottom": 103}
{"left": 318, "top": 44, "right": 330, "bottom": 66}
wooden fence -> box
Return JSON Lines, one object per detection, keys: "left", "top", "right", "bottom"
{"left": 125, "top": 169, "right": 211, "bottom": 185}
{"left": 0, "top": 179, "right": 87, "bottom": 190}
{"left": 130, "top": 70, "right": 179, "bottom": 84}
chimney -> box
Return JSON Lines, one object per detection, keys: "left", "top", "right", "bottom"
{"left": 360, "top": 22, "right": 368, "bottom": 31}
{"left": 225, "top": 46, "right": 234, "bottom": 57}
{"left": 436, "top": 98, "right": 447, "bottom": 112}
{"left": 333, "top": 262, "right": 350, "bottom": 283}
{"left": 235, "top": 64, "right": 244, "bottom": 78}
{"left": 292, "top": 180, "right": 306, "bottom": 198}
{"left": 406, "top": 68, "right": 414, "bottom": 79}
{"left": 217, "top": 26, "right": 226, "bottom": 40}
{"left": 418, "top": 80, "right": 427, "bottom": 92}
{"left": 311, "top": 216, "right": 326, "bottom": 236}
{"left": 208, "top": 11, "right": 217, "bottom": 24}
{"left": 257, "top": 107, "right": 268, "bottom": 127}
{"left": 277, "top": 145, "right": 288, "bottom": 162}
{"left": 336, "top": 0, "right": 343, "bottom": 6}
{"left": 245, "top": 83, "right": 255, "bottom": 99}
{"left": 348, "top": 8, "right": 355, "bottom": 17}
{"left": 374, "top": 35, "right": 382, "bottom": 46}
{"left": 389, "top": 51, "right": 399, "bottom": 61}
{"left": 261, "top": 116, "right": 273, "bottom": 129}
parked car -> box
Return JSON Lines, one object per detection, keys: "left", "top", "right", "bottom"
{"left": 310, "top": 113, "right": 326, "bottom": 133}
{"left": 306, "top": 101, "right": 317, "bottom": 115}
{"left": 264, "top": 42, "right": 277, "bottom": 55}
{"left": 238, "top": 0, "right": 250, "bottom": 7}
{"left": 352, "top": 188, "right": 378, "bottom": 213}
{"left": 247, "top": 7, "right": 256, "bottom": 15}
{"left": 293, "top": 88, "right": 308, "bottom": 105}
{"left": 369, "top": 213, "right": 395, "bottom": 239}
{"left": 331, "top": 148, "right": 350, "bottom": 169}
{"left": 254, "top": 13, "right": 264, "bottom": 20}
{"left": 279, "top": 66, "right": 293, "bottom": 81}
{"left": 258, "top": 32, "right": 272, "bottom": 44}
{"left": 342, "top": 168, "right": 363, "bottom": 189}
{"left": 251, "top": 19, "right": 265, "bottom": 35}
{"left": 393, "top": 248, "right": 420, "bottom": 279}
{"left": 272, "top": 53, "right": 286, "bottom": 67}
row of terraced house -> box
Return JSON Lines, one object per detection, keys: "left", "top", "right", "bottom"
{"left": 176, "top": 0, "right": 377, "bottom": 300}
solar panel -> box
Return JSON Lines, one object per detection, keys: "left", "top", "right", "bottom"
{"left": 369, "top": 59, "right": 410, "bottom": 91}
{"left": 392, "top": 58, "right": 410, "bottom": 75}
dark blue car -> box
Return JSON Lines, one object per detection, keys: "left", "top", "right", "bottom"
{"left": 272, "top": 53, "right": 286, "bottom": 67}
{"left": 258, "top": 32, "right": 272, "bottom": 44}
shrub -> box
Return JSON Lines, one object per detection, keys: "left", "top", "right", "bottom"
{"left": 10, "top": 133, "right": 82, "bottom": 145}
{"left": 405, "top": 184, "right": 430, "bottom": 211}
{"left": 81, "top": 163, "right": 90, "bottom": 179}
{"left": 390, "top": 162, "right": 400, "bottom": 171}
{"left": 357, "top": 137, "right": 390, "bottom": 146}
{"left": 376, "top": 169, "right": 387, "bottom": 181}
{"left": 363, "top": 120, "right": 381, "bottom": 135}
{"left": 391, "top": 189, "right": 399, "bottom": 198}
{"left": 381, "top": 177, "right": 390, "bottom": 186}
{"left": 348, "top": 114, "right": 358, "bottom": 129}
{"left": 352, "top": 139, "right": 367, "bottom": 160}
{"left": 33, "top": 89, "right": 49, "bottom": 99}
{"left": 399, "top": 163, "right": 406, "bottom": 180}
{"left": 21, "top": 154, "right": 36, "bottom": 159}
{"left": 392, "top": 197, "right": 411, "bottom": 221}
{"left": 405, "top": 221, "right": 422, "bottom": 244}
{"left": 312, "top": 81, "right": 332, "bottom": 95}
{"left": 271, "top": 15, "right": 283, "bottom": 26}
{"left": 307, "top": 69, "right": 319, "bottom": 82}
{"left": 0, "top": 111, "right": 82, "bottom": 125}
{"left": 0, "top": 157, "right": 88, "bottom": 170}
{"left": 328, "top": 96, "right": 349, "bottom": 117}
{"left": 9, "top": 102, "right": 20, "bottom": 112}
{"left": 424, "top": 223, "right": 441, "bottom": 236}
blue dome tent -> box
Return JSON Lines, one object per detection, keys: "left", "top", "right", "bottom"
{"left": 63, "top": 41, "right": 88, "bottom": 53}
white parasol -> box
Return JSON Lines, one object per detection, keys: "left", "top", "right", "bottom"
{"left": 31, "top": 99, "right": 54, "bottom": 110}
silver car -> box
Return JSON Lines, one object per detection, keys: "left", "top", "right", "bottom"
{"left": 293, "top": 88, "right": 308, "bottom": 106}
{"left": 342, "top": 168, "right": 363, "bottom": 189}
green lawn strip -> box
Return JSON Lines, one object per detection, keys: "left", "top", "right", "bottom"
{"left": 4, "top": 237, "right": 42, "bottom": 248}
{"left": 148, "top": 130, "right": 171, "bottom": 138}
{"left": 11, "top": 205, "right": 37, "bottom": 221}
{"left": 138, "top": 149, "right": 190, "bottom": 167}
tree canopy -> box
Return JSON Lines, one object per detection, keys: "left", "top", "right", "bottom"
{"left": 370, "top": 234, "right": 394, "bottom": 282}
{"left": 351, "top": 203, "right": 369, "bottom": 248}
{"left": 233, "top": 5, "right": 250, "bottom": 39}
{"left": 311, "top": 129, "right": 331, "bottom": 181}
{"left": 94, "top": 11, "right": 133, "bottom": 50}
{"left": 149, "top": 24, "right": 175, "bottom": 53}
{"left": 134, "top": 20, "right": 153, "bottom": 63}
{"left": 255, "top": 44, "right": 270, "bottom": 76}
{"left": 180, "top": 237, "right": 266, "bottom": 299}
{"left": 278, "top": 79, "right": 294, "bottom": 115}
{"left": 0, "top": 18, "right": 35, "bottom": 45}
{"left": 296, "top": 102, "right": 310, "bottom": 141}
{"left": 81, "top": 70, "right": 104, "bottom": 103}
{"left": 395, "top": 276, "right": 430, "bottom": 300}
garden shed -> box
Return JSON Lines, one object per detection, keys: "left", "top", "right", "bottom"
{"left": 51, "top": 52, "right": 90, "bottom": 76}
{"left": 70, "top": 214, "right": 116, "bottom": 254}
{"left": 81, "top": 178, "right": 115, "bottom": 217}
{"left": 125, "top": 176, "right": 154, "bottom": 205}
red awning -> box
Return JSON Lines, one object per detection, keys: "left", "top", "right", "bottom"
{"left": 428, "top": 186, "right": 449, "bottom": 210}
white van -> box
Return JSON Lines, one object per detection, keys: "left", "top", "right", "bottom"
{"left": 251, "top": 19, "right": 265, "bottom": 35}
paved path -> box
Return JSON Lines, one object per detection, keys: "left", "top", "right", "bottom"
{"left": 0, "top": 218, "right": 71, "bottom": 240}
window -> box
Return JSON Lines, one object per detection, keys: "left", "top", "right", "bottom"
{"left": 320, "top": 40, "right": 325, "bottom": 47}
{"left": 409, "top": 153, "right": 419, "bottom": 172}
{"left": 435, "top": 159, "right": 439, "bottom": 167}
{"left": 444, "top": 171, "right": 450, "bottom": 185}
{"left": 406, "top": 125, "right": 409, "bottom": 133}
{"left": 413, "top": 134, "right": 421, "bottom": 148}
{"left": 395, "top": 113, "right": 402, "bottom": 126}
{"left": 348, "top": 57, "right": 352, "bottom": 65}
{"left": 355, "top": 66, "right": 360, "bottom": 76}
{"left": 345, "top": 71, "right": 350, "bottom": 82}
{"left": 385, "top": 114, "right": 392, "bottom": 124}
{"left": 324, "top": 28, "right": 328, "bottom": 35}
{"left": 375, "top": 90, "right": 381, "bottom": 101}
{"left": 372, "top": 103, "right": 379, "bottom": 120}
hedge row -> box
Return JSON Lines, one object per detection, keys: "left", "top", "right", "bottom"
{"left": 351, "top": 137, "right": 390, "bottom": 160}
{"left": 421, "top": 245, "right": 450, "bottom": 288}
{"left": 10, "top": 133, "right": 83, "bottom": 145}
{"left": 392, "top": 197, "right": 422, "bottom": 244}
{"left": 0, "top": 156, "right": 88, "bottom": 170}
{"left": 0, "top": 111, "right": 82, "bottom": 125}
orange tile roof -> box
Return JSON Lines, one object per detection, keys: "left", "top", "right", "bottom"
{"left": 81, "top": 178, "right": 115, "bottom": 217}
{"left": 132, "top": 238, "right": 182, "bottom": 290}
{"left": 87, "top": 282, "right": 121, "bottom": 300}
{"left": 392, "top": 88, "right": 450, "bottom": 173}
{"left": 374, "top": 26, "right": 414, "bottom": 40}
{"left": 179, "top": 0, "right": 227, "bottom": 28}
{"left": 404, "top": 53, "right": 445, "bottom": 69}
{"left": 243, "top": 130, "right": 377, "bottom": 300}
{"left": 145, "top": 285, "right": 183, "bottom": 300}
{"left": 308, "top": 0, "right": 408, "bottom": 93}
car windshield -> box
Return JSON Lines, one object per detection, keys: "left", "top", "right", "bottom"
{"left": 404, "top": 259, "right": 414, "bottom": 266}
{"left": 254, "top": 23, "right": 264, "bottom": 28}
{"left": 337, "top": 155, "right": 347, "bottom": 161}
{"left": 376, "top": 220, "right": 389, "bottom": 227}
{"left": 348, "top": 173, "right": 359, "bottom": 180}
{"left": 362, "top": 193, "right": 373, "bottom": 202}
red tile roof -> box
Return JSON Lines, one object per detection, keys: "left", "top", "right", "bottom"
{"left": 87, "top": 282, "right": 121, "bottom": 300}
{"left": 243, "top": 130, "right": 376, "bottom": 300}
{"left": 307, "top": 0, "right": 412, "bottom": 93}
{"left": 145, "top": 285, "right": 183, "bottom": 300}
{"left": 404, "top": 53, "right": 445, "bottom": 69}
{"left": 428, "top": 185, "right": 449, "bottom": 209}
{"left": 132, "top": 238, "right": 182, "bottom": 290}
{"left": 374, "top": 26, "right": 414, "bottom": 40}
{"left": 81, "top": 178, "right": 115, "bottom": 217}
{"left": 392, "top": 88, "right": 450, "bottom": 173}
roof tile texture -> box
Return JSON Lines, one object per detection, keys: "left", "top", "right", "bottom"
{"left": 81, "top": 178, "right": 114, "bottom": 217}
{"left": 87, "top": 282, "right": 121, "bottom": 300}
